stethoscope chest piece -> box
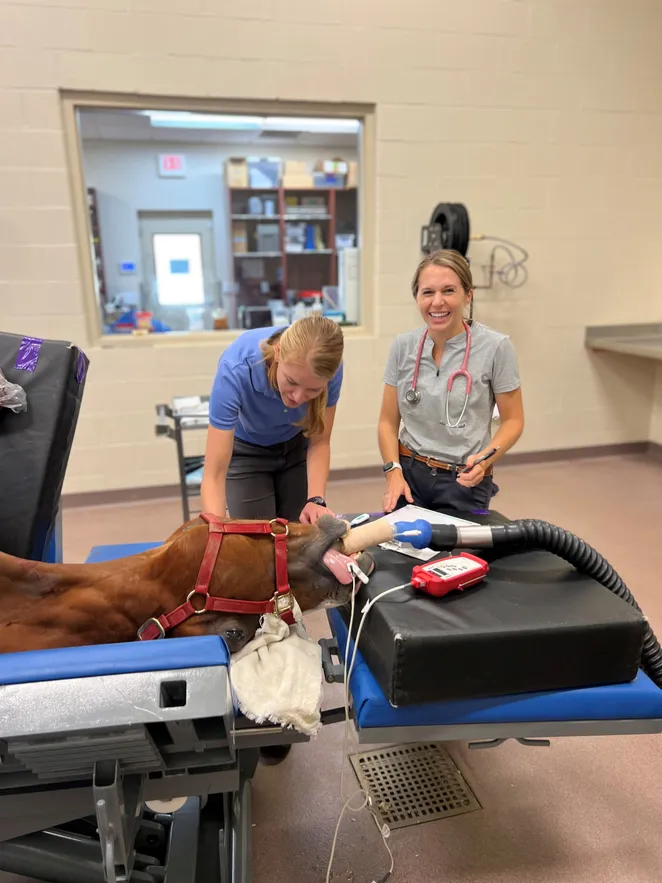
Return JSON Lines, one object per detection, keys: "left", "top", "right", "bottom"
{"left": 405, "top": 388, "right": 421, "bottom": 405}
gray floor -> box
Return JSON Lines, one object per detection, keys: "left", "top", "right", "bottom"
{"left": 3, "top": 453, "right": 662, "bottom": 882}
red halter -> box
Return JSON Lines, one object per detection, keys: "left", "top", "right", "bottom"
{"left": 137, "top": 513, "right": 296, "bottom": 641}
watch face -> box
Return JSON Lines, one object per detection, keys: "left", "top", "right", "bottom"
{"left": 382, "top": 462, "right": 393, "bottom": 473}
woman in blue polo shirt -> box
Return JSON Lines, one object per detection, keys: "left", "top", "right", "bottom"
{"left": 200, "top": 314, "right": 344, "bottom": 525}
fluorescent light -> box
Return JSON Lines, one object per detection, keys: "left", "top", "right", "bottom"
{"left": 142, "top": 110, "right": 361, "bottom": 135}
{"left": 145, "top": 111, "right": 262, "bottom": 131}
{"left": 263, "top": 117, "right": 361, "bottom": 134}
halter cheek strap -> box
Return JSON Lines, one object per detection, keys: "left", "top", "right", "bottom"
{"left": 137, "top": 514, "right": 295, "bottom": 641}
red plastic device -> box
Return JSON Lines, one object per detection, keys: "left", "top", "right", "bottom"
{"left": 411, "top": 552, "right": 489, "bottom": 598}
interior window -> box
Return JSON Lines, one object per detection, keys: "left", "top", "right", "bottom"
{"left": 76, "top": 107, "right": 363, "bottom": 336}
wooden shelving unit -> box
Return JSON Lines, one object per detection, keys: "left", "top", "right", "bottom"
{"left": 227, "top": 174, "right": 357, "bottom": 326}
{"left": 87, "top": 187, "right": 108, "bottom": 306}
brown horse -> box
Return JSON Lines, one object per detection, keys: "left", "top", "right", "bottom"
{"left": 0, "top": 514, "right": 374, "bottom": 655}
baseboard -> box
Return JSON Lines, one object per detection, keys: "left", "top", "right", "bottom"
{"left": 647, "top": 441, "right": 662, "bottom": 463}
{"left": 495, "top": 440, "right": 650, "bottom": 467}
{"left": 61, "top": 441, "right": 662, "bottom": 509}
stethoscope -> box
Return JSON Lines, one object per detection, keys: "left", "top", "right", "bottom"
{"left": 405, "top": 320, "right": 472, "bottom": 428}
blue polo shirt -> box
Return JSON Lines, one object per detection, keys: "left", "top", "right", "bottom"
{"left": 209, "top": 326, "right": 344, "bottom": 446}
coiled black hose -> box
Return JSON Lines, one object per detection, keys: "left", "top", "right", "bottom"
{"left": 429, "top": 518, "right": 662, "bottom": 688}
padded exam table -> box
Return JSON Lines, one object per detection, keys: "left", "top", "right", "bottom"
{"left": 1, "top": 518, "right": 662, "bottom": 883}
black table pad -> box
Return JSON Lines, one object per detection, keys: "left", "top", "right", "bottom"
{"left": 339, "top": 511, "right": 646, "bottom": 706}
{"left": 0, "top": 332, "right": 88, "bottom": 560}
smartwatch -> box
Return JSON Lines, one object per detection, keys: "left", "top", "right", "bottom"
{"left": 382, "top": 462, "right": 402, "bottom": 474}
{"left": 306, "top": 496, "right": 326, "bottom": 507}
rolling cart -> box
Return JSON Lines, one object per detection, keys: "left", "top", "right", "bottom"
{"left": 155, "top": 396, "right": 210, "bottom": 522}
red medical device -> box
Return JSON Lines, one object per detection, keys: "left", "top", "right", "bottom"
{"left": 411, "top": 552, "right": 489, "bottom": 598}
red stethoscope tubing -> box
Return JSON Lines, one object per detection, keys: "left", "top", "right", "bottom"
{"left": 409, "top": 321, "right": 472, "bottom": 427}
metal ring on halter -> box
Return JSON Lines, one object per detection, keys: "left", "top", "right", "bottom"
{"left": 186, "top": 590, "right": 209, "bottom": 614}
{"left": 269, "top": 519, "right": 289, "bottom": 537}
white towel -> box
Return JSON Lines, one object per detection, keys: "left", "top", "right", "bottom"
{"left": 229, "top": 600, "right": 324, "bottom": 737}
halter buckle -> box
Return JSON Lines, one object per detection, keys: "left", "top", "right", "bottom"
{"left": 273, "top": 591, "right": 294, "bottom": 616}
{"left": 137, "top": 618, "right": 165, "bottom": 639}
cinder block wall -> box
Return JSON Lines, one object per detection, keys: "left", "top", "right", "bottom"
{"left": 2, "top": 0, "right": 662, "bottom": 494}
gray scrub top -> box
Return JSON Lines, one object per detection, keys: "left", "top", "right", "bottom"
{"left": 383, "top": 321, "right": 521, "bottom": 464}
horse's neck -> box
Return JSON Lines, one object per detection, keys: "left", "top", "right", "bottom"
{"left": 0, "top": 551, "right": 185, "bottom": 651}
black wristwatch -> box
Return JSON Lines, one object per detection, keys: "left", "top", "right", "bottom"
{"left": 306, "top": 496, "right": 326, "bottom": 507}
{"left": 382, "top": 462, "right": 402, "bottom": 474}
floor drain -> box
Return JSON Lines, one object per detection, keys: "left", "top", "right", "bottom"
{"left": 349, "top": 742, "right": 481, "bottom": 830}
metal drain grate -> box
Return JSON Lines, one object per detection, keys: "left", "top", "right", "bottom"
{"left": 349, "top": 742, "right": 481, "bottom": 830}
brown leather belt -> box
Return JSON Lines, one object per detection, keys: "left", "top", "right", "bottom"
{"left": 398, "top": 442, "right": 493, "bottom": 476}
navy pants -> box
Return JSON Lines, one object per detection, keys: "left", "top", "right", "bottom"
{"left": 397, "top": 456, "right": 498, "bottom": 514}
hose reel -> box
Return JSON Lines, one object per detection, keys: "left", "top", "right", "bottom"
{"left": 421, "top": 201, "right": 529, "bottom": 290}
{"left": 421, "top": 203, "right": 471, "bottom": 257}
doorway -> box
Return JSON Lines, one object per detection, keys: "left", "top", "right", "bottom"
{"left": 139, "top": 211, "right": 218, "bottom": 331}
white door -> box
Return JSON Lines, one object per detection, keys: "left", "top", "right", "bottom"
{"left": 139, "top": 212, "right": 218, "bottom": 330}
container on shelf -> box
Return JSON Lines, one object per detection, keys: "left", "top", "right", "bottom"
{"left": 256, "top": 223, "right": 281, "bottom": 252}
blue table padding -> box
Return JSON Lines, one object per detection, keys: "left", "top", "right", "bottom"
{"left": 86, "top": 541, "right": 162, "bottom": 562}
{"left": 0, "top": 539, "right": 229, "bottom": 686}
{"left": 328, "top": 608, "right": 662, "bottom": 727}
{"left": 0, "top": 636, "right": 229, "bottom": 686}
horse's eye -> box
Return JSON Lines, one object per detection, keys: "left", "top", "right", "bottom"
{"left": 224, "top": 628, "right": 244, "bottom": 641}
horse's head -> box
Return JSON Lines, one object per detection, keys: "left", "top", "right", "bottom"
{"left": 155, "top": 515, "right": 374, "bottom": 649}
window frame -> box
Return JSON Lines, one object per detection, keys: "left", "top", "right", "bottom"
{"left": 60, "top": 91, "right": 376, "bottom": 348}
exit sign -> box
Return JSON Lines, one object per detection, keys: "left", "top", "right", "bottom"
{"left": 158, "top": 154, "right": 186, "bottom": 178}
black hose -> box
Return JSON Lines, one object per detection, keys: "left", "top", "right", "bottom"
{"left": 429, "top": 518, "right": 662, "bottom": 688}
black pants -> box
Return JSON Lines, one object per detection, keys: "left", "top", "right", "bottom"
{"left": 398, "top": 456, "right": 498, "bottom": 514}
{"left": 225, "top": 433, "right": 309, "bottom": 521}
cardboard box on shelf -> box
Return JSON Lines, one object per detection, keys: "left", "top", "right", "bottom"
{"left": 232, "top": 221, "right": 248, "bottom": 254}
{"left": 282, "top": 160, "right": 312, "bottom": 188}
{"left": 347, "top": 161, "right": 359, "bottom": 188}
{"left": 226, "top": 157, "right": 248, "bottom": 188}
{"left": 284, "top": 174, "right": 314, "bottom": 189}
{"left": 285, "top": 160, "right": 308, "bottom": 176}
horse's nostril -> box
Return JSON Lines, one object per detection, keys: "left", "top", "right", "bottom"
{"left": 225, "top": 628, "right": 245, "bottom": 641}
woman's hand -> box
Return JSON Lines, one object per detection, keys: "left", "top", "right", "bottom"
{"left": 382, "top": 470, "right": 414, "bottom": 513}
{"left": 299, "top": 501, "right": 336, "bottom": 524}
{"left": 456, "top": 455, "right": 487, "bottom": 488}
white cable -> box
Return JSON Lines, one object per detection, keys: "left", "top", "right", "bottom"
{"left": 325, "top": 578, "right": 411, "bottom": 883}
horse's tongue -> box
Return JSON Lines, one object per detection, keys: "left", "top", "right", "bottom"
{"left": 322, "top": 548, "right": 355, "bottom": 585}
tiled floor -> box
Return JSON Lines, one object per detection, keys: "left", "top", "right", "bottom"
{"left": 3, "top": 454, "right": 662, "bottom": 883}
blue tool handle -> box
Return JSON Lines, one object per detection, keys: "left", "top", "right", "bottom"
{"left": 391, "top": 519, "right": 432, "bottom": 549}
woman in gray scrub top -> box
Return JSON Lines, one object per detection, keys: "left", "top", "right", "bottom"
{"left": 378, "top": 249, "right": 524, "bottom": 514}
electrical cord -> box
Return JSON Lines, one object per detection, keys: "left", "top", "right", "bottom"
{"left": 325, "top": 577, "right": 411, "bottom": 883}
